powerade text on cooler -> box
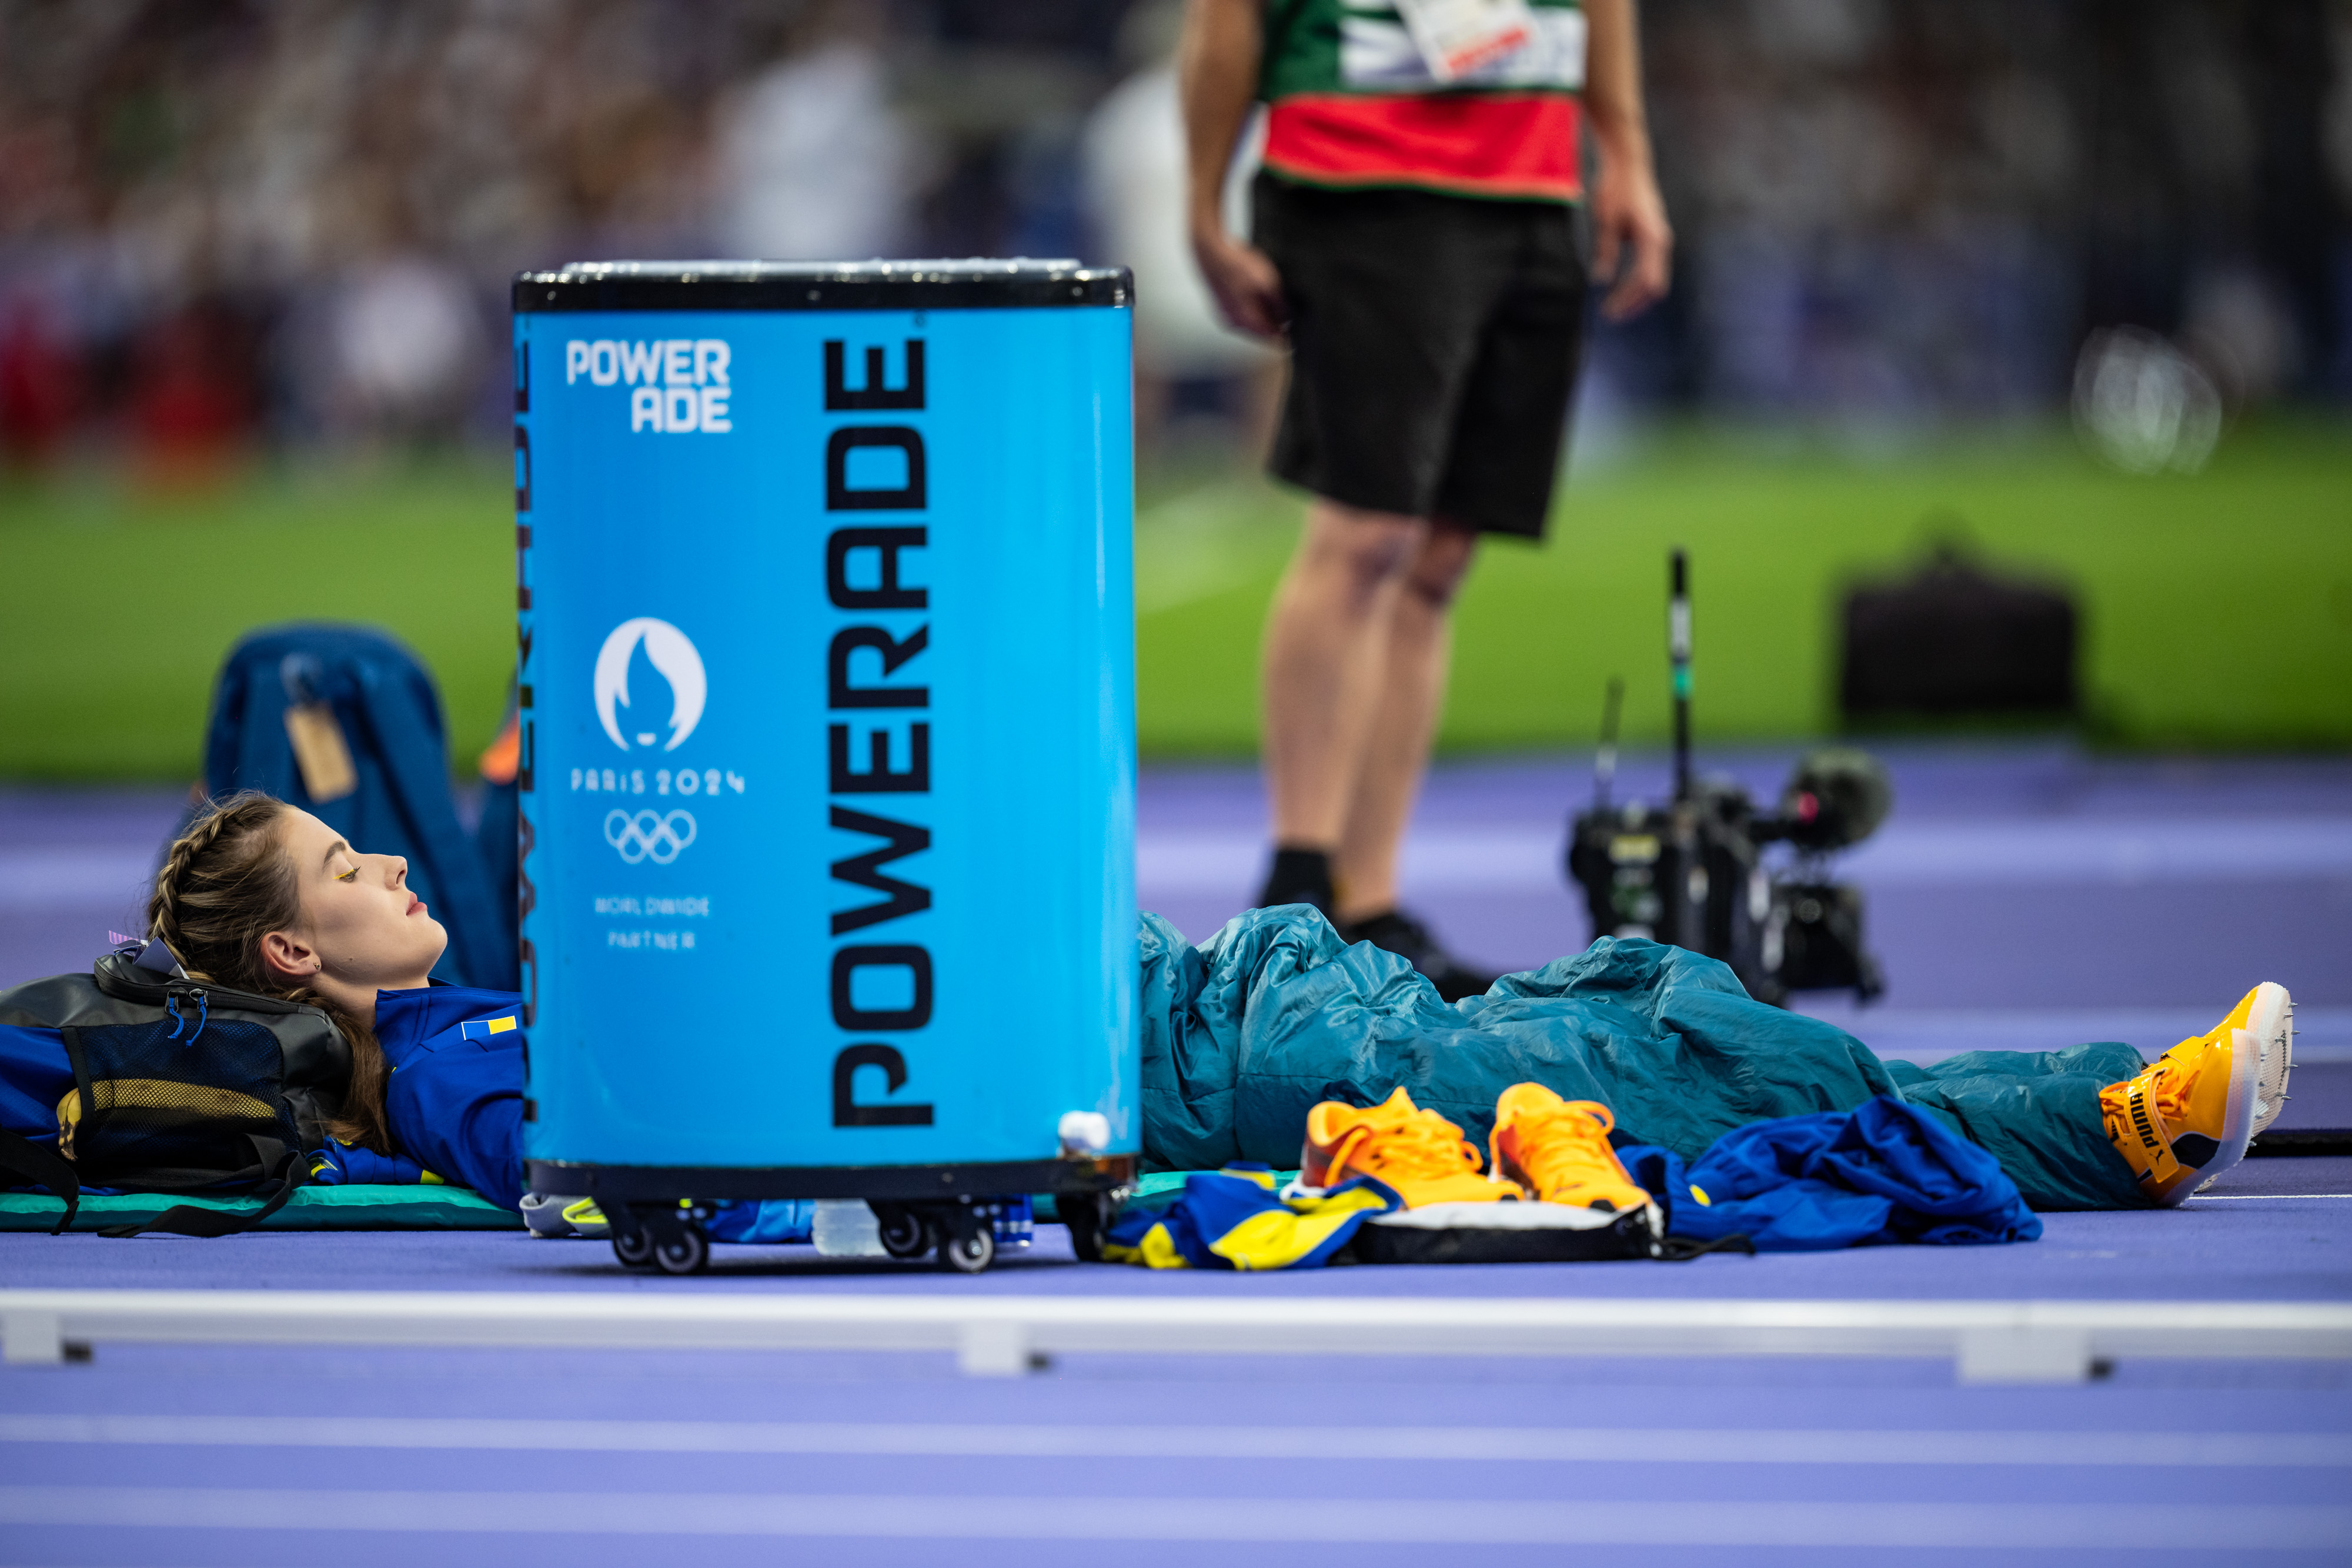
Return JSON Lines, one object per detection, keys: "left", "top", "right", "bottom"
{"left": 511, "top": 261, "right": 1139, "bottom": 1273}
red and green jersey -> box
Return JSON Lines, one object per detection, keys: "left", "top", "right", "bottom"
{"left": 1259, "top": 0, "right": 1586, "bottom": 202}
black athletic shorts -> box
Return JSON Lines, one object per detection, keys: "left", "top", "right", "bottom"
{"left": 1253, "top": 172, "right": 1588, "bottom": 540}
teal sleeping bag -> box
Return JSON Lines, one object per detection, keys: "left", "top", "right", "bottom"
{"left": 1138, "top": 908, "right": 2149, "bottom": 1212}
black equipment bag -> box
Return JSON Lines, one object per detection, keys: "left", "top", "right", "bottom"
{"left": 1840, "top": 544, "right": 2078, "bottom": 720}
{"left": 0, "top": 944, "right": 351, "bottom": 1236}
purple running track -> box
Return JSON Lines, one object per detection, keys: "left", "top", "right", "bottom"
{"left": 4, "top": 746, "right": 2348, "bottom": 1565}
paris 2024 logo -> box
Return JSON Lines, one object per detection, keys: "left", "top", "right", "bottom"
{"left": 592, "top": 617, "right": 706, "bottom": 864}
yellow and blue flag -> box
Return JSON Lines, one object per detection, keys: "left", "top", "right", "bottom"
{"left": 1101, "top": 1165, "right": 1401, "bottom": 1271}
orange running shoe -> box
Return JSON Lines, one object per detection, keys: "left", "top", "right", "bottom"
{"left": 2103, "top": 1008, "right": 2264, "bottom": 1207}
{"left": 1299, "top": 1088, "right": 1521, "bottom": 1206}
{"left": 1488, "top": 1082, "right": 1653, "bottom": 1213}
{"left": 2160, "top": 982, "right": 2294, "bottom": 1138}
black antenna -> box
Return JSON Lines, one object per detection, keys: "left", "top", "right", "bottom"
{"left": 1669, "top": 549, "right": 1692, "bottom": 802}
{"left": 1593, "top": 677, "right": 1624, "bottom": 808}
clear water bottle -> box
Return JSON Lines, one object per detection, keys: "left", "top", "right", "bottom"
{"left": 811, "top": 1199, "right": 888, "bottom": 1258}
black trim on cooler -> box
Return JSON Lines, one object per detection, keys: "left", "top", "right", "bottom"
{"left": 514, "top": 260, "right": 1132, "bottom": 313}
{"left": 526, "top": 1155, "right": 1138, "bottom": 1203}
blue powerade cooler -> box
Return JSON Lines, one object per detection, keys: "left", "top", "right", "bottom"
{"left": 511, "top": 261, "right": 1140, "bottom": 1273}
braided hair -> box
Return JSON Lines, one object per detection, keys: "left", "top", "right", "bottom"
{"left": 146, "top": 792, "right": 393, "bottom": 1153}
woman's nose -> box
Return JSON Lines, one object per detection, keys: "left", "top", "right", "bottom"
{"left": 388, "top": 857, "right": 409, "bottom": 885}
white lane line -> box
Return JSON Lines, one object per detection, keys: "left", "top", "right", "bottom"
{"left": 2189, "top": 1194, "right": 2352, "bottom": 1201}
{"left": 1, "top": 1415, "right": 2343, "bottom": 1468}
{"left": 1840, "top": 819, "right": 2352, "bottom": 887}
{"left": 2, "top": 1487, "right": 2347, "bottom": 1548}
{"left": 1134, "top": 820, "right": 2352, "bottom": 895}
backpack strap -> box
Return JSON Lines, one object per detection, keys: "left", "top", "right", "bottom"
{"left": 97, "top": 1138, "right": 306, "bottom": 1239}
{"left": 0, "top": 1125, "right": 80, "bottom": 1235}
{"left": 58, "top": 1025, "right": 96, "bottom": 1162}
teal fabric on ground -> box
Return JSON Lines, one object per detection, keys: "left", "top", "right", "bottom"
{"left": 1883, "top": 1046, "right": 2153, "bottom": 1211}
{"left": 1138, "top": 908, "right": 2149, "bottom": 1213}
{"left": 0, "top": 1184, "right": 522, "bottom": 1232}
{"left": 1141, "top": 908, "right": 1900, "bottom": 1169}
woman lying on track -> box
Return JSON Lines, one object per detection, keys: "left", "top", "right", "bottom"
{"left": 2, "top": 793, "right": 2299, "bottom": 1222}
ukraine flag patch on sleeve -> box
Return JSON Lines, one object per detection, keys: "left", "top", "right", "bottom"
{"left": 459, "top": 1014, "right": 521, "bottom": 1044}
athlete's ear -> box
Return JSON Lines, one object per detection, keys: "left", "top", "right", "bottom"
{"left": 258, "top": 929, "right": 322, "bottom": 985}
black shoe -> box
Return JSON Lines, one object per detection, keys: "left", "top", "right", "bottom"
{"left": 1341, "top": 909, "right": 1498, "bottom": 1002}
{"left": 1257, "top": 845, "right": 1335, "bottom": 917}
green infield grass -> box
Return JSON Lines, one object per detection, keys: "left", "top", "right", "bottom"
{"left": 2, "top": 419, "right": 2346, "bottom": 782}
{"left": 1, "top": 459, "right": 516, "bottom": 781}
{"left": 1139, "top": 419, "right": 2352, "bottom": 755}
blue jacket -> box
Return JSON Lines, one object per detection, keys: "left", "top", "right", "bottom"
{"left": 370, "top": 984, "right": 529, "bottom": 1208}
{"left": 366, "top": 985, "right": 810, "bottom": 1239}
{"left": 1619, "top": 1095, "right": 2043, "bottom": 1251}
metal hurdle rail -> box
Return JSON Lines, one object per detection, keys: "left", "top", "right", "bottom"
{"left": 4, "top": 1289, "right": 2348, "bottom": 1383}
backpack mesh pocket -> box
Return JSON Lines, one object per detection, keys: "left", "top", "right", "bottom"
{"left": 61, "top": 1018, "right": 302, "bottom": 1188}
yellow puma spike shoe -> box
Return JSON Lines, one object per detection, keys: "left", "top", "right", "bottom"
{"left": 1489, "top": 1083, "right": 1653, "bottom": 1214}
{"left": 1300, "top": 1088, "right": 1523, "bottom": 1206}
{"left": 2161, "top": 982, "right": 2295, "bottom": 1138}
{"left": 2103, "top": 1008, "right": 2263, "bottom": 1206}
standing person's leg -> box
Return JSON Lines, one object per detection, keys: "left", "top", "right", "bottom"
{"left": 1247, "top": 178, "right": 1511, "bottom": 916}
{"left": 1331, "top": 523, "right": 1478, "bottom": 922}
{"left": 1260, "top": 500, "right": 1429, "bottom": 899}
{"left": 1321, "top": 205, "right": 1588, "bottom": 997}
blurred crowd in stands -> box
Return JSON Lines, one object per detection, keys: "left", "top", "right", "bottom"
{"left": 1, "top": 0, "right": 2346, "bottom": 476}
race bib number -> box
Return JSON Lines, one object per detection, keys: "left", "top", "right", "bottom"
{"left": 1391, "top": 0, "right": 1538, "bottom": 81}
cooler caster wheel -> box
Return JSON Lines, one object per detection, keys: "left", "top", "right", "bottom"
{"left": 1061, "top": 1192, "right": 1115, "bottom": 1263}
{"left": 939, "top": 1223, "right": 995, "bottom": 1274}
{"left": 612, "top": 1228, "right": 656, "bottom": 1269}
{"left": 653, "top": 1226, "right": 710, "bottom": 1276}
{"left": 874, "top": 1205, "right": 934, "bottom": 1261}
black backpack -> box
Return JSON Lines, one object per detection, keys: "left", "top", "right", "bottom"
{"left": 1839, "top": 543, "right": 2079, "bottom": 720}
{"left": 0, "top": 941, "right": 352, "bottom": 1236}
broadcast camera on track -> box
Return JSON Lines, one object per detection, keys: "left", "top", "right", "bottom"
{"left": 1565, "top": 551, "right": 1892, "bottom": 1006}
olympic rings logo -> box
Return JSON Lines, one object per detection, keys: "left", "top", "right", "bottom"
{"left": 604, "top": 808, "right": 697, "bottom": 865}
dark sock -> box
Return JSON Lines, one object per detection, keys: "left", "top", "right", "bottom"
{"left": 1257, "top": 845, "right": 1334, "bottom": 913}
